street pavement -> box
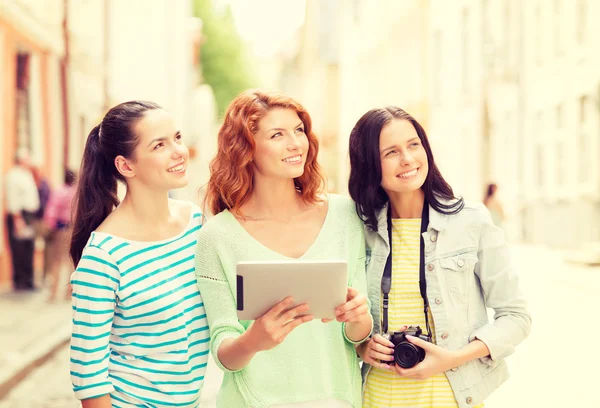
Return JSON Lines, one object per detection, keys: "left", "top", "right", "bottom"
{"left": 0, "top": 245, "right": 598, "bottom": 407}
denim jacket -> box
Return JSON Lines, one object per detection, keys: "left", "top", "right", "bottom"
{"left": 361, "top": 200, "right": 531, "bottom": 407}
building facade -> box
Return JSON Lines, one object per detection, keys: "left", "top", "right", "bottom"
{"left": 1, "top": 0, "right": 215, "bottom": 289}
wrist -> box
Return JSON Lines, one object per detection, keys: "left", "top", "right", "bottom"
{"left": 449, "top": 350, "right": 463, "bottom": 369}
{"left": 356, "top": 340, "right": 370, "bottom": 358}
{"left": 351, "top": 313, "right": 373, "bottom": 330}
{"left": 238, "top": 327, "right": 261, "bottom": 355}
{"left": 345, "top": 315, "right": 373, "bottom": 342}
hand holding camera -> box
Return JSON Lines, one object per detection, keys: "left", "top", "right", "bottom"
{"left": 383, "top": 325, "right": 432, "bottom": 368}
{"left": 357, "top": 333, "right": 397, "bottom": 371}
{"left": 391, "top": 330, "right": 461, "bottom": 380}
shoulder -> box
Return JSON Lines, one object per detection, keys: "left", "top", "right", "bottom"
{"left": 325, "top": 194, "right": 364, "bottom": 233}
{"left": 197, "top": 209, "right": 234, "bottom": 240}
{"left": 77, "top": 234, "right": 120, "bottom": 270}
{"left": 326, "top": 194, "right": 359, "bottom": 218}
{"left": 448, "top": 200, "right": 493, "bottom": 227}
{"left": 168, "top": 199, "right": 201, "bottom": 221}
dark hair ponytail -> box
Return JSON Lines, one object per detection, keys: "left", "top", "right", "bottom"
{"left": 70, "top": 100, "right": 161, "bottom": 266}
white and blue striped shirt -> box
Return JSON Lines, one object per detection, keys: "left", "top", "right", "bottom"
{"left": 70, "top": 206, "right": 208, "bottom": 407}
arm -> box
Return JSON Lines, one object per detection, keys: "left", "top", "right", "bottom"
{"left": 195, "top": 231, "right": 312, "bottom": 372}
{"left": 70, "top": 245, "right": 119, "bottom": 402}
{"left": 81, "top": 395, "right": 112, "bottom": 408}
{"left": 339, "top": 224, "right": 373, "bottom": 343}
{"left": 394, "top": 207, "right": 530, "bottom": 380}
{"left": 468, "top": 207, "right": 531, "bottom": 363}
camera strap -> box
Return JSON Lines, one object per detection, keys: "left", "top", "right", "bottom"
{"left": 381, "top": 199, "right": 432, "bottom": 339}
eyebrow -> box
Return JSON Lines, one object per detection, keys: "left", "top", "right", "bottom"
{"left": 380, "top": 137, "right": 420, "bottom": 154}
{"left": 147, "top": 131, "right": 180, "bottom": 147}
{"left": 267, "top": 122, "right": 304, "bottom": 133}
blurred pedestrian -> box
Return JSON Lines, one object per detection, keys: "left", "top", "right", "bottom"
{"left": 43, "top": 169, "right": 76, "bottom": 301}
{"left": 30, "top": 164, "right": 52, "bottom": 279}
{"left": 4, "top": 147, "right": 40, "bottom": 291}
{"left": 484, "top": 183, "right": 505, "bottom": 227}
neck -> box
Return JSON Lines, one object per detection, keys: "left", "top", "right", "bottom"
{"left": 388, "top": 189, "right": 425, "bottom": 219}
{"left": 242, "top": 176, "right": 303, "bottom": 220}
{"left": 120, "top": 183, "right": 172, "bottom": 225}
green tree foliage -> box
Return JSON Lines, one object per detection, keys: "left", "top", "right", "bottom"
{"left": 194, "top": 0, "right": 254, "bottom": 116}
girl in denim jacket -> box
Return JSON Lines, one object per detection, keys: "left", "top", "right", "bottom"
{"left": 348, "top": 107, "right": 531, "bottom": 408}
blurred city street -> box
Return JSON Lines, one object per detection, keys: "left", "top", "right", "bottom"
{"left": 1, "top": 244, "right": 599, "bottom": 407}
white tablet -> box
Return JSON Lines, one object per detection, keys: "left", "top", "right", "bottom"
{"left": 236, "top": 260, "right": 348, "bottom": 321}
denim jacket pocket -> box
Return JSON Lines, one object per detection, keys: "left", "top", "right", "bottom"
{"left": 439, "top": 252, "right": 478, "bottom": 299}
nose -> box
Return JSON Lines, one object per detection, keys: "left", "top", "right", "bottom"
{"left": 399, "top": 150, "right": 414, "bottom": 166}
{"left": 172, "top": 141, "right": 188, "bottom": 158}
{"left": 287, "top": 133, "right": 302, "bottom": 151}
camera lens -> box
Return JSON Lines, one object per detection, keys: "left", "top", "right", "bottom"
{"left": 394, "top": 343, "right": 424, "bottom": 368}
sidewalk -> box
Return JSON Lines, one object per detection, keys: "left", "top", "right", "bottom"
{"left": 0, "top": 290, "right": 72, "bottom": 398}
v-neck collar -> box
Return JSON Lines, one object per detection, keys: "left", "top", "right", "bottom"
{"left": 224, "top": 195, "right": 334, "bottom": 260}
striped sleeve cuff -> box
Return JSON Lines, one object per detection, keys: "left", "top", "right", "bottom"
{"left": 73, "top": 381, "right": 114, "bottom": 401}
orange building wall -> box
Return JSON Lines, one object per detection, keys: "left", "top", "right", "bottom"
{"left": 0, "top": 19, "right": 56, "bottom": 288}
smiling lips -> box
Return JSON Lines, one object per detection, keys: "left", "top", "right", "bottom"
{"left": 167, "top": 162, "right": 185, "bottom": 173}
{"left": 282, "top": 154, "right": 302, "bottom": 164}
{"left": 397, "top": 168, "right": 418, "bottom": 179}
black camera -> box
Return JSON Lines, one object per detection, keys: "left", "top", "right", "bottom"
{"left": 384, "top": 326, "right": 432, "bottom": 368}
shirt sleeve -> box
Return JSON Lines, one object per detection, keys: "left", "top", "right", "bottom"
{"left": 468, "top": 206, "right": 532, "bottom": 364}
{"left": 195, "top": 228, "right": 247, "bottom": 373}
{"left": 343, "top": 221, "right": 373, "bottom": 345}
{"left": 70, "top": 245, "right": 119, "bottom": 400}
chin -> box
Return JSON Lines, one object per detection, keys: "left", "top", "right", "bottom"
{"left": 290, "top": 169, "right": 305, "bottom": 179}
{"left": 168, "top": 178, "right": 189, "bottom": 190}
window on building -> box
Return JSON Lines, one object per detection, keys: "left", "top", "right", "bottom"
{"left": 535, "top": 112, "right": 544, "bottom": 189}
{"left": 579, "top": 96, "right": 590, "bottom": 183}
{"left": 16, "top": 52, "right": 31, "bottom": 151}
{"left": 576, "top": 0, "right": 587, "bottom": 45}
{"left": 556, "top": 140, "right": 565, "bottom": 186}
{"left": 556, "top": 104, "right": 563, "bottom": 128}
{"left": 433, "top": 30, "right": 442, "bottom": 104}
{"left": 535, "top": 4, "right": 543, "bottom": 65}
{"left": 554, "top": 0, "right": 563, "bottom": 56}
{"left": 555, "top": 104, "right": 565, "bottom": 187}
{"left": 536, "top": 145, "right": 544, "bottom": 190}
{"left": 461, "top": 8, "right": 470, "bottom": 93}
{"left": 504, "top": 0, "right": 511, "bottom": 65}
{"left": 579, "top": 95, "right": 587, "bottom": 124}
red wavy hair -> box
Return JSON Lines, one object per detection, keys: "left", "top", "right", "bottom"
{"left": 206, "top": 89, "right": 326, "bottom": 216}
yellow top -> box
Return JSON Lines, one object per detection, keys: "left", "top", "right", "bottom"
{"left": 363, "top": 218, "right": 483, "bottom": 408}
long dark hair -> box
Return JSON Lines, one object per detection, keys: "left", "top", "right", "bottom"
{"left": 70, "top": 101, "right": 161, "bottom": 266}
{"left": 348, "top": 106, "right": 463, "bottom": 231}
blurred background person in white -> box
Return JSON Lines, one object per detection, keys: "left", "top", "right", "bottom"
{"left": 4, "top": 147, "right": 40, "bottom": 291}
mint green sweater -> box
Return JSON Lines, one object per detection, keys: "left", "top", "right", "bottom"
{"left": 195, "top": 194, "right": 369, "bottom": 408}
